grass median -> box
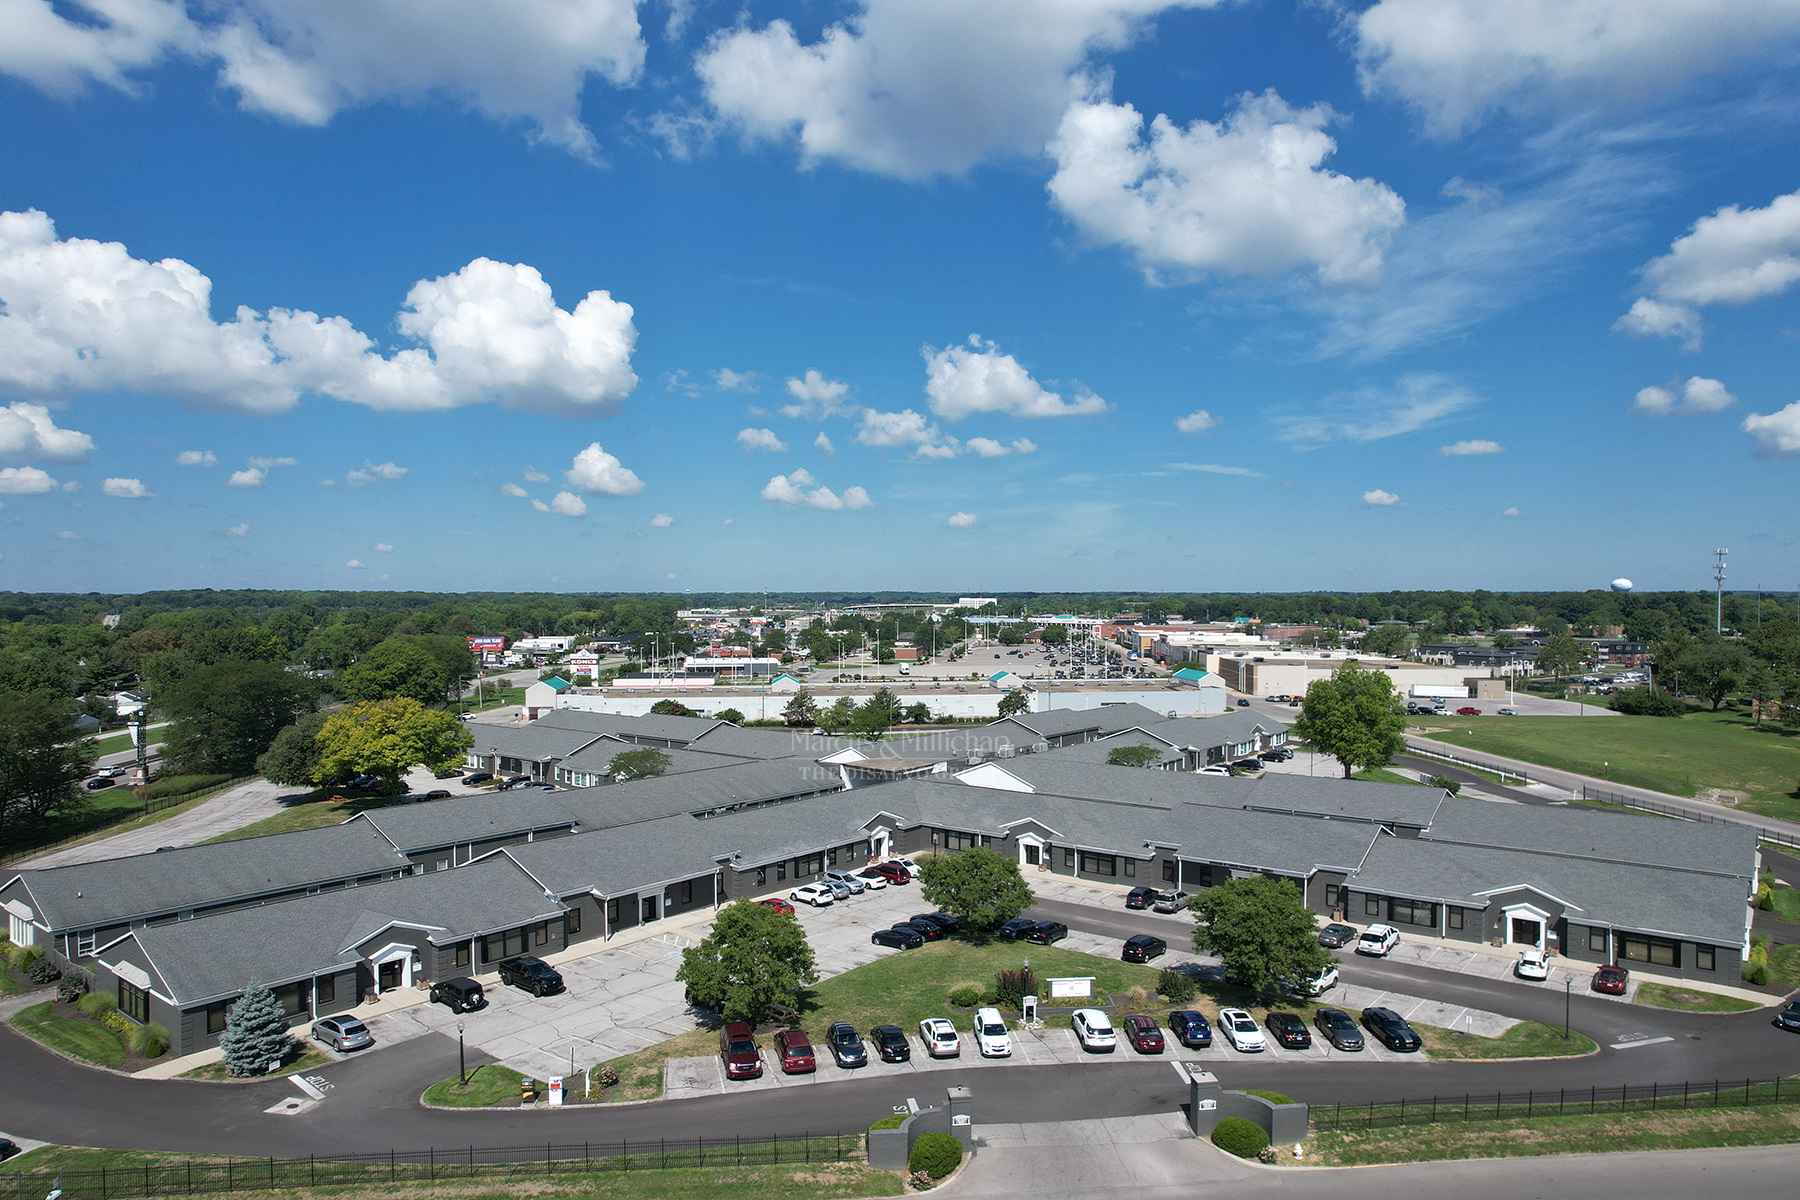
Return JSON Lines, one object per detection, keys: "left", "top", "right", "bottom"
{"left": 1634, "top": 982, "right": 1762, "bottom": 1013}
{"left": 422, "top": 1063, "right": 528, "bottom": 1107}
{"left": 1413, "top": 1020, "right": 1596, "bottom": 1059}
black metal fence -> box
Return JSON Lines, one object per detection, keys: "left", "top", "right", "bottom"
{"left": 5, "top": 1133, "right": 856, "bottom": 1200}
{"left": 1578, "top": 786, "right": 1800, "bottom": 848}
{"left": 1314, "top": 1076, "right": 1797, "bottom": 1132}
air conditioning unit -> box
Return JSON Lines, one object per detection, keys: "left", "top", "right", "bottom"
{"left": 996, "top": 745, "right": 1016, "bottom": 759}
{"left": 1031, "top": 742, "right": 1050, "bottom": 755}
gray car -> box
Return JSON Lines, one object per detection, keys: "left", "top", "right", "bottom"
{"left": 823, "top": 869, "right": 867, "bottom": 895}
{"left": 311, "top": 1016, "right": 374, "bottom": 1052}
{"left": 819, "top": 877, "right": 853, "bottom": 901}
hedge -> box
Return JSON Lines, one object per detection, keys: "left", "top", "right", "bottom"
{"left": 1211, "top": 1117, "right": 1269, "bottom": 1159}
{"left": 909, "top": 1133, "right": 963, "bottom": 1180}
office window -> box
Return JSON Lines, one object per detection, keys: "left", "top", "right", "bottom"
{"left": 680, "top": 881, "right": 693, "bottom": 905}
{"left": 75, "top": 930, "right": 96, "bottom": 957}
{"left": 1696, "top": 945, "right": 1715, "bottom": 972}
{"left": 566, "top": 907, "right": 581, "bottom": 936}
{"left": 1078, "top": 852, "right": 1117, "bottom": 877}
{"left": 606, "top": 898, "right": 620, "bottom": 926}
{"left": 1324, "top": 885, "right": 1342, "bottom": 910}
{"left": 454, "top": 941, "right": 471, "bottom": 967}
{"left": 828, "top": 848, "right": 838, "bottom": 866}
{"left": 118, "top": 979, "right": 150, "bottom": 1023}
{"left": 1588, "top": 927, "right": 1607, "bottom": 953}
{"left": 272, "top": 981, "right": 309, "bottom": 1018}
{"left": 1390, "top": 899, "right": 1437, "bottom": 928}
{"left": 1447, "top": 905, "right": 1464, "bottom": 931}
{"left": 1124, "top": 858, "right": 1136, "bottom": 878}
{"left": 436, "top": 858, "right": 450, "bottom": 872}
{"left": 483, "top": 927, "right": 527, "bottom": 962}
{"left": 1162, "top": 859, "right": 1176, "bottom": 883}
{"left": 777, "top": 861, "right": 787, "bottom": 882}
{"left": 534, "top": 921, "right": 550, "bottom": 947}
{"left": 756, "top": 868, "right": 767, "bottom": 887}
{"left": 940, "top": 829, "right": 977, "bottom": 852}
{"left": 1365, "top": 894, "right": 1380, "bottom": 917}
{"left": 1063, "top": 847, "right": 1075, "bottom": 868}
{"left": 796, "top": 853, "right": 824, "bottom": 876}
{"left": 316, "top": 975, "right": 336, "bottom": 1007}
{"left": 206, "top": 1000, "right": 230, "bottom": 1035}
{"left": 1619, "top": 934, "right": 1678, "bottom": 967}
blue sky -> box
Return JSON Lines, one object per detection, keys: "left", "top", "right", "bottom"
{"left": 2, "top": 1, "right": 1799, "bottom": 596}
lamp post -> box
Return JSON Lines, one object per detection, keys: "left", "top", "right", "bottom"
{"left": 456, "top": 1020, "right": 467, "bottom": 1086}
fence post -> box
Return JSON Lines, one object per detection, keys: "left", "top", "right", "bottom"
{"left": 661, "top": 1138, "right": 666, "bottom": 1170}
{"left": 1399, "top": 1099, "right": 1405, "bottom": 1126}
{"left": 622, "top": 1140, "right": 628, "bottom": 1174}
{"left": 1495, "top": 1092, "right": 1501, "bottom": 1120}
{"left": 389, "top": 1150, "right": 395, "bottom": 1183}
{"left": 1527, "top": 1090, "right": 1532, "bottom": 1118}
{"left": 1683, "top": 1082, "right": 1688, "bottom": 1110}
{"left": 1430, "top": 1097, "right": 1436, "bottom": 1123}
{"left": 429, "top": 1149, "right": 434, "bottom": 1184}
{"left": 806, "top": 1131, "right": 810, "bottom": 1163}
{"left": 469, "top": 1146, "right": 474, "bottom": 1178}
{"left": 1745, "top": 1078, "right": 1751, "bottom": 1107}
{"left": 1368, "top": 1099, "right": 1374, "bottom": 1128}
{"left": 225, "top": 1162, "right": 231, "bottom": 1194}
{"left": 103, "top": 1166, "right": 108, "bottom": 1199}
{"left": 308, "top": 1156, "right": 313, "bottom": 1189}
{"left": 736, "top": 1135, "right": 741, "bottom": 1166}
{"left": 1464, "top": 1094, "right": 1469, "bottom": 1122}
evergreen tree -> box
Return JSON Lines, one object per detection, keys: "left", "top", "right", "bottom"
{"left": 782, "top": 689, "right": 819, "bottom": 727}
{"left": 219, "top": 983, "right": 295, "bottom": 1076}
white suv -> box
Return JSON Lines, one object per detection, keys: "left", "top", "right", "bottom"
{"left": 789, "top": 883, "right": 835, "bottom": 907}
{"left": 972, "top": 1007, "right": 1012, "bottom": 1057}
{"left": 1356, "top": 924, "right": 1400, "bottom": 956}
{"left": 1071, "top": 1009, "right": 1117, "bottom": 1052}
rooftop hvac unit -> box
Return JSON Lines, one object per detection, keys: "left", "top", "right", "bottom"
{"left": 1031, "top": 742, "right": 1050, "bottom": 755}
{"left": 996, "top": 745, "right": 1016, "bottom": 758}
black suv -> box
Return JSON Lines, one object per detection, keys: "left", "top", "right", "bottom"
{"left": 1022, "top": 921, "right": 1068, "bottom": 946}
{"left": 429, "top": 977, "right": 486, "bottom": 1013}
{"left": 995, "top": 917, "right": 1038, "bottom": 940}
{"left": 1313, "top": 1007, "right": 1363, "bottom": 1051}
{"left": 1360, "top": 1006, "right": 1420, "bottom": 1051}
{"left": 1122, "top": 934, "right": 1167, "bottom": 963}
{"left": 827, "top": 1021, "right": 867, "bottom": 1067}
{"left": 497, "top": 956, "right": 565, "bottom": 997}
{"left": 869, "top": 1025, "right": 912, "bottom": 1062}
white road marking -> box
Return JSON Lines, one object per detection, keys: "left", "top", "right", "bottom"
{"left": 1609, "top": 1036, "right": 1673, "bottom": 1050}
{"left": 292, "top": 1075, "right": 326, "bottom": 1100}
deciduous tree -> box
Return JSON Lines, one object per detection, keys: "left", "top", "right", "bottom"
{"left": 255, "top": 711, "right": 329, "bottom": 786}
{"left": 676, "top": 901, "right": 818, "bottom": 1025}
{"left": 650, "top": 699, "right": 696, "bottom": 717}
{"left": 313, "top": 698, "right": 472, "bottom": 786}
{"left": 0, "top": 694, "right": 97, "bottom": 844}
{"left": 1105, "top": 744, "right": 1163, "bottom": 768}
{"left": 1291, "top": 660, "right": 1406, "bottom": 779}
{"left": 996, "top": 690, "right": 1030, "bottom": 719}
{"left": 1533, "top": 633, "right": 1583, "bottom": 682}
{"left": 605, "top": 747, "right": 672, "bottom": 781}
{"left": 918, "top": 845, "right": 1035, "bottom": 932}
{"left": 1188, "top": 876, "right": 1331, "bottom": 994}
{"left": 161, "top": 660, "right": 316, "bottom": 776}
{"left": 782, "top": 689, "right": 819, "bottom": 727}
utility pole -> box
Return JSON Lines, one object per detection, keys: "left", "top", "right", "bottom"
{"left": 1713, "top": 549, "right": 1729, "bottom": 635}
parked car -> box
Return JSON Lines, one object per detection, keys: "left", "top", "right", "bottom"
{"left": 1497, "top": 707, "right": 1518, "bottom": 715}
{"left": 1294, "top": 964, "right": 1339, "bottom": 996}
{"left": 1168, "top": 1010, "right": 1212, "bottom": 1048}
{"left": 919, "top": 1017, "right": 961, "bottom": 1057}
{"left": 852, "top": 868, "right": 891, "bottom": 889}
{"left": 773, "top": 1029, "right": 815, "bottom": 1073}
{"left": 1317, "top": 922, "right": 1358, "bottom": 948}
{"left": 1313, "top": 1007, "right": 1364, "bottom": 1051}
{"left": 1593, "top": 964, "right": 1630, "bottom": 995}
{"left": 1122, "top": 934, "right": 1167, "bottom": 963}
{"left": 463, "top": 771, "right": 494, "bottom": 785}
{"left": 1121, "top": 1015, "right": 1165, "bottom": 1053}
{"left": 0, "top": 1140, "right": 16, "bottom": 1162}
{"left": 757, "top": 897, "right": 796, "bottom": 916}
{"left": 995, "top": 917, "right": 1038, "bottom": 940}
{"left": 422, "top": 789, "right": 452, "bottom": 800}
{"left": 790, "top": 883, "right": 835, "bottom": 907}
{"left": 501, "top": 775, "right": 532, "bottom": 788}
{"left": 869, "top": 1024, "right": 912, "bottom": 1062}
{"left": 1071, "top": 1009, "right": 1117, "bottom": 1052}
{"left": 1198, "top": 765, "right": 1232, "bottom": 776}
{"left": 1261, "top": 747, "right": 1294, "bottom": 762}
{"left": 871, "top": 926, "right": 924, "bottom": 950}
{"left": 720, "top": 1022, "right": 763, "bottom": 1080}
{"left": 1515, "top": 948, "right": 1551, "bottom": 980}
{"left": 1152, "top": 890, "right": 1191, "bottom": 914}
{"left": 1218, "top": 1008, "right": 1266, "bottom": 1052}
{"left": 890, "top": 856, "right": 923, "bottom": 878}
{"left": 867, "top": 862, "right": 911, "bottom": 885}
{"left": 1361, "top": 1007, "right": 1421, "bottom": 1051}
{"left": 893, "top": 920, "right": 944, "bottom": 942}
{"left": 1229, "top": 759, "right": 1261, "bottom": 775}
{"left": 818, "top": 878, "right": 853, "bottom": 901}
{"left": 1236, "top": 699, "right": 1251, "bottom": 708}
{"left": 972, "top": 1007, "right": 1012, "bottom": 1057}
{"left": 97, "top": 764, "right": 126, "bottom": 778}
{"left": 311, "top": 1016, "right": 374, "bottom": 1052}
{"left": 1774, "top": 999, "right": 1800, "bottom": 1034}
{"left": 1022, "top": 920, "right": 1068, "bottom": 945}
{"left": 433, "top": 768, "right": 464, "bottom": 779}
{"left": 826, "top": 1021, "right": 867, "bottom": 1068}
{"left": 910, "top": 912, "right": 961, "bottom": 933}
{"left": 84, "top": 777, "right": 116, "bottom": 790}
{"left": 1356, "top": 924, "right": 1400, "bottom": 956}
{"left": 823, "top": 869, "right": 868, "bottom": 894}
{"left": 496, "top": 956, "right": 565, "bottom": 997}
{"left": 1125, "top": 886, "right": 1160, "bottom": 909}
{"left": 429, "top": 977, "right": 486, "bottom": 1013}
{"left": 1456, "top": 706, "right": 1482, "bottom": 716}
{"left": 1264, "top": 1012, "right": 1311, "bottom": 1049}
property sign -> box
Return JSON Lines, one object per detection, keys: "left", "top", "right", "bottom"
{"left": 548, "top": 1076, "right": 563, "bottom": 1106}
{"left": 1046, "top": 977, "right": 1095, "bottom": 1000}
{"left": 467, "top": 637, "right": 504, "bottom": 652}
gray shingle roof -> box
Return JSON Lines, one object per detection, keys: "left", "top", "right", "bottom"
{"left": 350, "top": 790, "right": 581, "bottom": 853}
{"left": 14, "top": 823, "right": 410, "bottom": 931}
{"left": 1240, "top": 774, "right": 1447, "bottom": 829}
{"left": 557, "top": 736, "right": 755, "bottom": 778}
{"left": 1418, "top": 796, "right": 1758, "bottom": 878}
{"left": 556, "top": 756, "right": 845, "bottom": 827}
{"left": 1161, "top": 802, "right": 1384, "bottom": 878}
{"left": 464, "top": 721, "right": 606, "bottom": 764}
{"left": 1179, "top": 709, "right": 1290, "bottom": 749}
{"left": 533, "top": 710, "right": 727, "bottom": 744}
{"left": 112, "top": 857, "right": 563, "bottom": 1006}
{"left": 988, "top": 703, "right": 1171, "bottom": 741}
{"left": 501, "top": 821, "right": 724, "bottom": 899}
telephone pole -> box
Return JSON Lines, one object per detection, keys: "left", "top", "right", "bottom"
{"left": 1713, "top": 549, "right": 1729, "bottom": 635}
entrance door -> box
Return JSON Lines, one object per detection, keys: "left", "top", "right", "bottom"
{"left": 641, "top": 896, "right": 658, "bottom": 924}
{"left": 871, "top": 833, "right": 889, "bottom": 859}
{"left": 377, "top": 959, "right": 403, "bottom": 992}
{"left": 1023, "top": 844, "right": 1040, "bottom": 867}
{"left": 1510, "top": 917, "right": 1542, "bottom": 946}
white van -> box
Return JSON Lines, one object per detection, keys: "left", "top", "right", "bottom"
{"left": 972, "top": 1007, "right": 1012, "bottom": 1057}
{"left": 899, "top": 664, "right": 911, "bottom": 675}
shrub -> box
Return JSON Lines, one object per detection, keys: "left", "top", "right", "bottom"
{"left": 908, "top": 1133, "right": 963, "bottom": 1180}
{"left": 1745, "top": 941, "right": 1771, "bottom": 986}
{"left": 26, "top": 957, "right": 61, "bottom": 984}
{"left": 100, "top": 1009, "right": 133, "bottom": 1036}
{"left": 592, "top": 1065, "right": 619, "bottom": 1088}
{"left": 1210, "top": 1117, "right": 1270, "bottom": 1159}
{"left": 992, "top": 968, "right": 1036, "bottom": 1010}
{"left": 77, "top": 991, "right": 118, "bottom": 1018}
{"left": 1757, "top": 882, "right": 1774, "bottom": 911}
{"left": 868, "top": 1115, "right": 907, "bottom": 1132}
{"left": 1245, "top": 1089, "right": 1295, "bottom": 1105}
{"left": 1425, "top": 774, "right": 1462, "bottom": 795}
{"left": 9, "top": 943, "right": 44, "bottom": 970}
{"left": 128, "top": 1022, "right": 170, "bottom": 1059}
{"left": 948, "top": 985, "right": 983, "bottom": 1008}
{"left": 1749, "top": 962, "right": 1771, "bottom": 986}
{"left": 1156, "top": 968, "right": 1197, "bottom": 1004}
{"left": 57, "top": 974, "right": 89, "bottom": 1003}
{"left": 1610, "top": 687, "right": 1687, "bottom": 716}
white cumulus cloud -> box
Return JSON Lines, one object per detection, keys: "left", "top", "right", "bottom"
{"left": 101, "top": 477, "right": 154, "bottom": 498}
{"left": 549, "top": 491, "right": 588, "bottom": 517}
{"left": 855, "top": 408, "right": 958, "bottom": 458}
{"left": 345, "top": 558, "right": 365, "bottom": 568}
{"left": 1362, "top": 489, "right": 1404, "bottom": 507}
{"left": 760, "top": 470, "right": 870, "bottom": 511}
{"left": 1633, "top": 377, "right": 1737, "bottom": 417}
{"left": 736, "top": 427, "right": 789, "bottom": 452}
{"left": 499, "top": 482, "right": 530, "bottom": 498}
{"left": 923, "top": 336, "right": 1107, "bottom": 421}
{"left": 814, "top": 432, "right": 835, "bottom": 456}
{"left": 0, "top": 466, "right": 60, "bottom": 494}
{"left": 176, "top": 449, "right": 217, "bottom": 467}
{"left": 1439, "top": 439, "right": 1504, "bottom": 456}
{"left": 564, "top": 442, "right": 646, "bottom": 495}
{"left": 1047, "top": 90, "right": 1406, "bottom": 286}
{"left": 226, "top": 522, "right": 249, "bottom": 536}
{"left": 1175, "top": 410, "right": 1218, "bottom": 435}
{"left": 344, "top": 459, "right": 407, "bottom": 488}
{"left": 966, "top": 436, "right": 1041, "bottom": 458}
{"left": 226, "top": 467, "right": 266, "bottom": 488}
{"left": 0, "top": 401, "right": 93, "bottom": 462}
{"left": 779, "top": 369, "right": 851, "bottom": 419}
{"left": 522, "top": 466, "right": 549, "bottom": 483}
{"left": 948, "top": 511, "right": 978, "bottom": 527}
{"left": 1743, "top": 402, "right": 1800, "bottom": 456}
{"left": 1502, "top": 507, "right": 1520, "bottom": 517}
{"left": 1616, "top": 189, "right": 1800, "bottom": 350}
{"left": 712, "top": 367, "right": 758, "bottom": 391}
{"left": 649, "top": 512, "right": 674, "bottom": 527}
{"left": 0, "top": 210, "right": 638, "bottom": 416}
{"left": 373, "top": 542, "right": 393, "bottom": 552}
{"left": 0, "top": 1, "right": 648, "bottom": 159}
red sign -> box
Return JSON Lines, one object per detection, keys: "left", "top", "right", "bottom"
{"left": 467, "top": 637, "right": 505, "bottom": 651}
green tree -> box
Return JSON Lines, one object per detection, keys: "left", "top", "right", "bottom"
{"left": 340, "top": 640, "right": 444, "bottom": 705}
{"left": 1534, "top": 633, "right": 1583, "bottom": 682}
{"left": 1290, "top": 660, "right": 1406, "bottom": 779}
{"left": 1105, "top": 743, "right": 1163, "bottom": 768}
{"left": 160, "top": 660, "right": 316, "bottom": 776}
{"left": 817, "top": 696, "right": 857, "bottom": 734}
{"left": 254, "top": 711, "right": 330, "bottom": 786}
{"left": 714, "top": 708, "right": 746, "bottom": 724}
{"left": 782, "top": 689, "right": 819, "bottom": 727}
{"left": 904, "top": 702, "right": 932, "bottom": 724}
{"left": 605, "top": 747, "right": 672, "bottom": 781}
{"left": 996, "top": 690, "right": 1031, "bottom": 719}
{"left": 218, "top": 983, "right": 295, "bottom": 1076}
{"left": 313, "top": 698, "right": 472, "bottom": 786}
{"left": 676, "top": 900, "right": 819, "bottom": 1025}
{"left": 1680, "top": 640, "right": 1750, "bottom": 711}
{"left": 1187, "top": 876, "right": 1331, "bottom": 993}
{"left": 1040, "top": 626, "right": 1068, "bottom": 646}
{"left": 650, "top": 698, "right": 697, "bottom": 717}
{"left": 918, "top": 845, "right": 1036, "bottom": 932}
{"left": 0, "top": 694, "right": 98, "bottom": 844}
{"left": 996, "top": 624, "right": 1028, "bottom": 646}
{"left": 1358, "top": 625, "right": 1412, "bottom": 658}
{"left": 1490, "top": 632, "right": 1517, "bottom": 649}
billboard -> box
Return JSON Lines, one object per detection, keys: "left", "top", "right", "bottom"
{"left": 467, "top": 636, "right": 505, "bottom": 652}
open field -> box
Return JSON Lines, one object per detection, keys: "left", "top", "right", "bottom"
{"left": 1414, "top": 709, "right": 1800, "bottom": 819}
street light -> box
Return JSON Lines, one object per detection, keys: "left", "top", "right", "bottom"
{"left": 456, "top": 1020, "right": 467, "bottom": 1085}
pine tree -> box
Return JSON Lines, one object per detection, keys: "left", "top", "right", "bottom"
{"left": 219, "top": 983, "right": 295, "bottom": 1076}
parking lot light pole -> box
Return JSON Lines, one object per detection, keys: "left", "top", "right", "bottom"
{"left": 457, "top": 1021, "right": 467, "bottom": 1085}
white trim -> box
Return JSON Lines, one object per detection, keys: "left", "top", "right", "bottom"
{"left": 1502, "top": 902, "right": 1551, "bottom": 949}
{"left": 3, "top": 898, "right": 33, "bottom": 921}
{"left": 1014, "top": 831, "right": 1046, "bottom": 869}
{"left": 109, "top": 959, "right": 152, "bottom": 989}
{"left": 1470, "top": 883, "right": 1584, "bottom": 912}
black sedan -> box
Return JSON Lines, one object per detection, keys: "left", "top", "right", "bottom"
{"left": 84, "top": 777, "right": 117, "bottom": 790}
{"left": 871, "top": 926, "right": 924, "bottom": 950}
{"left": 1317, "top": 922, "right": 1358, "bottom": 948}
{"left": 910, "top": 912, "right": 961, "bottom": 933}
{"left": 869, "top": 1024, "right": 912, "bottom": 1062}
{"left": 463, "top": 771, "right": 494, "bottom": 785}
{"left": 496, "top": 955, "right": 565, "bottom": 997}
{"left": 1313, "top": 1007, "right": 1364, "bottom": 1051}
{"left": 1775, "top": 1000, "right": 1800, "bottom": 1034}
{"left": 893, "top": 920, "right": 944, "bottom": 942}
{"left": 1360, "top": 1006, "right": 1421, "bottom": 1051}
{"left": 827, "top": 1021, "right": 867, "bottom": 1067}
{"left": 995, "top": 917, "right": 1038, "bottom": 941}
{"left": 1264, "top": 1011, "right": 1311, "bottom": 1049}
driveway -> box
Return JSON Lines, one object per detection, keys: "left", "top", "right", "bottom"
{"left": 15, "top": 778, "right": 298, "bottom": 868}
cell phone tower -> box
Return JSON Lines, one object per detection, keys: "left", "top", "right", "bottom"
{"left": 1713, "top": 548, "right": 1729, "bottom": 635}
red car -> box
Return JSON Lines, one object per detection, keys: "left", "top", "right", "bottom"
{"left": 757, "top": 898, "right": 796, "bottom": 916}
{"left": 719, "top": 1022, "right": 762, "bottom": 1080}
{"left": 1456, "top": 707, "right": 1482, "bottom": 716}
{"left": 773, "top": 1029, "right": 816, "bottom": 1073}
{"left": 868, "top": 861, "right": 911, "bottom": 885}
{"left": 1593, "top": 964, "right": 1629, "bottom": 995}
{"left": 1121, "top": 1015, "right": 1165, "bottom": 1054}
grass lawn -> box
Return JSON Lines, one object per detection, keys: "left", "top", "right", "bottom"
{"left": 202, "top": 790, "right": 416, "bottom": 843}
{"left": 422, "top": 1063, "right": 527, "bottom": 1107}
{"left": 11, "top": 1001, "right": 126, "bottom": 1067}
{"left": 1414, "top": 709, "right": 1800, "bottom": 819}
{"left": 180, "top": 1046, "right": 330, "bottom": 1081}
{"left": 0, "top": 968, "right": 20, "bottom": 996}
{"left": 1308, "top": 1100, "right": 1800, "bottom": 1166}
{"left": 1351, "top": 767, "right": 1420, "bottom": 786}
{"left": 1767, "top": 888, "right": 1800, "bottom": 923}
{"left": 92, "top": 728, "right": 165, "bottom": 756}
{"left": 1413, "top": 1020, "right": 1597, "bottom": 1059}
{"left": 1635, "top": 982, "right": 1762, "bottom": 1013}
{"left": 1767, "top": 944, "right": 1800, "bottom": 991}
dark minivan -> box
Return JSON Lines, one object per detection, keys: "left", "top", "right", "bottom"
{"left": 773, "top": 1029, "right": 816, "bottom": 1073}
{"left": 1122, "top": 934, "right": 1167, "bottom": 963}
{"left": 429, "top": 977, "right": 486, "bottom": 1013}
{"left": 720, "top": 1022, "right": 762, "bottom": 1080}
